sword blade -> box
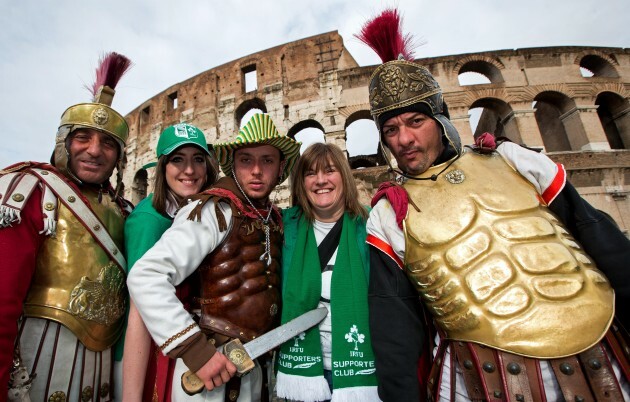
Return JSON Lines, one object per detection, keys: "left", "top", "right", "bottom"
{"left": 243, "top": 307, "right": 327, "bottom": 359}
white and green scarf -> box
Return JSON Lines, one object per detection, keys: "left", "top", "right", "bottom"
{"left": 276, "top": 213, "right": 379, "bottom": 402}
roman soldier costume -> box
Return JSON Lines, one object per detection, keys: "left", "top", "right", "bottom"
{"left": 0, "top": 52, "right": 132, "bottom": 402}
{"left": 357, "top": 9, "right": 630, "bottom": 401}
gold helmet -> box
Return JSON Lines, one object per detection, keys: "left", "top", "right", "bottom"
{"left": 54, "top": 52, "right": 132, "bottom": 190}
{"left": 356, "top": 9, "right": 462, "bottom": 176}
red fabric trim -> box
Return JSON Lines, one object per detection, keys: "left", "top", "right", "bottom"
{"left": 367, "top": 234, "right": 403, "bottom": 269}
{"left": 541, "top": 163, "right": 566, "bottom": 205}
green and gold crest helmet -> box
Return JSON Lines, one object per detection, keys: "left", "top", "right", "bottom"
{"left": 54, "top": 52, "right": 132, "bottom": 188}
{"left": 356, "top": 9, "right": 462, "bottom": 165}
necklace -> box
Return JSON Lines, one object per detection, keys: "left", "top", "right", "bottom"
{"left": 233, "top": 176, "right": 276, "bottom": 266}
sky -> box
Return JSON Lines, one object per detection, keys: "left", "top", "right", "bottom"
{"left": 1, "top": 0, "right": 628, "bottom": 167}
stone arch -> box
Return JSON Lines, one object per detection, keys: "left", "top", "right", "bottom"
{"left": 234, "top": 98, "right": 267, "bottom": 127}
{"left": 131, "top": 169, "right": 148, "bottom": 205}
{"left": 454, "top": 56, "right": 505, "bottom": 85}
{"left": 350, "top": 157, "right": 377, "bottom": 169}
{"left": 595, "top": 91, "right": 630, "bottom": 149}
{"left": 344, "top": 110, "right": 380, "bottom": 158}
{"left": 574, "top": 52, "right": 619, "bottom": 78}
{"left": 469, "top": 97, "right": 522, "bottom": 143}
{"left": 288, "top": 119, "right": 326, "bottom": 153}
{"left": 534, "top": 91, "right": 584, "bottom": 151}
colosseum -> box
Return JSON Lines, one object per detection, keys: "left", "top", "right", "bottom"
{"left": 122, "top": 31, "right": 630, "bottom": 234}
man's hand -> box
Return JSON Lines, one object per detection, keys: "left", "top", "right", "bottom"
{"left": 195, "top": 351, "right": 237, "bottom": 391}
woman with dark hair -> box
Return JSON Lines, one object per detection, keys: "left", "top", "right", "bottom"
{"left": 276, "top": 143, "right": 380, "bottom": 401}
{"left": 120, "top": 123, "right": 218, "bottom": 402}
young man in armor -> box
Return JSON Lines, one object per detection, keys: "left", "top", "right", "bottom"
{"left": 127, "top": 114, "right": 300, "bottom": 401}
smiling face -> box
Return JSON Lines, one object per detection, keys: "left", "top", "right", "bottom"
{"left": 233, "top": 145, "right": 282, "bottom": 201}
{"left": 304, "top": 159, "right": 345, "bottom": 222}
{"left": 67, "top": 128, "right": 119, "bottom": 184}
{"left": 382, "top": 112, "right": 444, "bottom": 176}
{"left": 165, "top": 145, "right": 207, "bottom": 198}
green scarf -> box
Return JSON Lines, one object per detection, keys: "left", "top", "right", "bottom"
{"left": 276, "top": 213, "right": 379, "bottom": 402}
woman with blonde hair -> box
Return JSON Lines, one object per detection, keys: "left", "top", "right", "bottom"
{"left": 276, "top": 143, "right": 380, "bottom": 401}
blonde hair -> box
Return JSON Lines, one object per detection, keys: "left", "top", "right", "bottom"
{"left": 290, "top": 143, "right": 367, "bottom": 221}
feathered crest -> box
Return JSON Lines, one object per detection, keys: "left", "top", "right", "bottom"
{"left": 355, "top": 8, "right": 421, "bottom": 63}
{"left": 90, "top": 52, "right": 133, "bottom": 103}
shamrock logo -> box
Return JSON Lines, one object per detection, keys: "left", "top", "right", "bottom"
{"left": 344, "top": 325, "right": 365, "bottom": 351}
{"left": 293, "top": 332, "right": 306, "bottom": 347}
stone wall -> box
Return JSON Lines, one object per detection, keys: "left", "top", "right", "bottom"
{"left": 122, "top": 31, "right": 630, "bottom": 233}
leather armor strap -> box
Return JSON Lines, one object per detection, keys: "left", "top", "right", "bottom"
{"left": 427, "top": 339, "right": 447, "bottom": 401}
{"left": 451, "top": 341, "right": 489, "bottom": 401}
{"left": 605, "top": 323, "right": 630, "bottom": 380}
{"left": 30, "top": 168, "right": 126, "bottom": 271}
{"left": 578, "top": 344, "right": 625, "bottom": 401}
{"left": 473, "top": 345, "right": 506, "bottom": 401}
{"left": 549, "top": 356, "right": 594, "bottom": 402}
{"left": 496, "top": 352, "right": 535, "bottom": 402}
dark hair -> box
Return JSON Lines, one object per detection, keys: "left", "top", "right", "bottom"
{"left": 152, "top": 148, "right": 218, "bottom": 214}
{"left": 290, "top": 142, "right": 367, "bottom": 221}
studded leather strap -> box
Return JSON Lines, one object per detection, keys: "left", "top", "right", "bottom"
{"left": 549, "top": 356, "right": 594, "bottom": 402}
{"left": 452, "top": 341, "right": 488, "bottom": 401}
{"left": 497, "top": 352, "right": 535, "bottom": 402}
{"left": 579, "top": 344, "right": 624, "bottom": 401}
{"left": 472, "top": 344, "right": 505, "bottom": 401}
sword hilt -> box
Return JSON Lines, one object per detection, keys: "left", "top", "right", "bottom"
{"left": 181, "top": 338, "right": 255, "bottom": 395}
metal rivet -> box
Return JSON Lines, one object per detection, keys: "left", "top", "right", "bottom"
{"left": 493, "top": 390, "right": 502, "bottom": 398}
{"left": 239, "top": 332, "right": 244, "bottom": 336}
{"left": 482, "top": 362, "right": 495, "bottom": 373}
{"left": 40, "top": 171, "right": 49, "bottom": 175}
{"left": 67, "top": 196, "right": 76, "bottom": 203}
{"left": 587, "top": 359, "right": 602, "bottom": 370}
{"left": 112, "top": 249, "right": 118, "bottom": 255}
{"left": 575, "top": 396, "right": 585, "bottom": 402}
{"left": 12, "top": 193, "right": 24, "bottom": 202}
{"left": 225, "top": 326, "right": 230, "bottom": 331}
{"left": 229, "top": 389, "right": 238, "bottom": 401}
{"left": 44, "top": 202, "right": 55, "bottom": 211}
{"left": 515, "top": 394, "right": 525, "bottom": 402}
{"left": 210, "top": 320, "right": 215, "bottom": 324}
{"left": 507, "top": 362, "right": 521, "bottom": 375}
{"left": 560, "top": 363, "right": 574, "bottom": 375}
{"left": 209, "top": 338, "right": 215, "bottom": 345}
{"left": 268, "top": 284, "right": 273, "bottom": 288}
{"left": 463, "top": 360, "right": 473, "bottom": 369}
{"left": 93, "top": 224, "right": 101, "bottom": 231}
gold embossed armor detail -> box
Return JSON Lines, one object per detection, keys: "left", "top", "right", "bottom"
{"left": 403, "top": 150, "right": 614, "bottom": 359}
{"left": 25, "top": 188, "right": 126, "bottom": 351}
{"left": 198, "top": 210, "right": 282, "bottom": 342}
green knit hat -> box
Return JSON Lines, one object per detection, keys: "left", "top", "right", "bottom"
{"left": 214, "top": 114, "right": 301, "bottom": 184}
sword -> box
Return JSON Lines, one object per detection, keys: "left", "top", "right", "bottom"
{"left": 181, "top": 307, "right": 327, "bottom": 395}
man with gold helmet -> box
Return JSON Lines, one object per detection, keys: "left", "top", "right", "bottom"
{"left": 127, "top": 113, "right": 300, "bottom": 401}
{"left": 0, "top": 52, "right": 133, "bottom": 402}
{"left": 357, "top": 9, "right": 630, "bottom": 402}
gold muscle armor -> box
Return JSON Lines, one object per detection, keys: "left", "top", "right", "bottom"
{"left": 403, "top": 150, "right": 614, "bottom": 359}
{"left": 24, "top": 188, "right": 126, "bottom": 351}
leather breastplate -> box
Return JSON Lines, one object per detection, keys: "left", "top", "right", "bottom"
{"left": 403, "top": 150, "right": 614, "bottom": 358}
{"left": 25, "top": 188, "right": 126, "bottom": 352}
{"left": 198, "top": 205, "right": 282, "bottom": 342}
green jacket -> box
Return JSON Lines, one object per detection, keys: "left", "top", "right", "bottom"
{"left": 280, "top": 206, "right": 370, "bottom": 292}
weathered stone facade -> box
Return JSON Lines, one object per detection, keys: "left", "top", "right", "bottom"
{"left": 122, "top": 31, "right": 630, "bottom": 233}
